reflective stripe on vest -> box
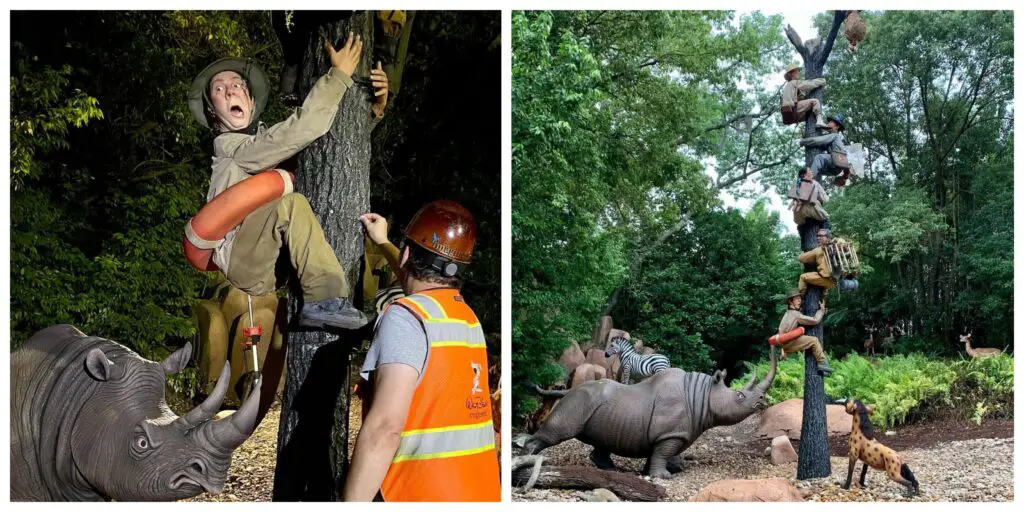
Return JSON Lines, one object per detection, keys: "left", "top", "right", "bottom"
{"left": 379, "top": 288, "right": 499, "bottom": 502}
{"left": 393, "top": 419, "right": 495, "bottom": 462}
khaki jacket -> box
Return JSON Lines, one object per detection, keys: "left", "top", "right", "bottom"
{"left": 799, "top": 246, "right": 831, "bottom": 279}
{"left": 205, "top": 67, "right": 354, "bottom": 273}
{"left": 781, "top": 78, "right": 825, "bottom": 108}
{"left": 778, "top": 307, "right": 825, "bottom": 334}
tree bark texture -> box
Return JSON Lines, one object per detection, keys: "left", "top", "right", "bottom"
{"left": 511, "top": 465, "right": 666, "bottom": 502}
{"left": 786, "top": 11, "right": 848, "bottom": 481}
{"left": 273, "top": 11, "right": 374, "bottom": 501}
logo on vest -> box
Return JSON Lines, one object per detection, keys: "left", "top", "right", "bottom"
{"left": 471, "top": 362, "right": 483, "bottom": 394}
{"left": 465, "top": 360, "right": 489, "bottom": 419}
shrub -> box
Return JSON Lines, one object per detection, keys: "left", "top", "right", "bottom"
{"left": 734, "top": 352, "right": 1011, "bottom": 429}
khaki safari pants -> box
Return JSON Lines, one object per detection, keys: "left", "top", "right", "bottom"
{"left": 782, "top": 335, "right": 826, "bottom": 364}
{"left": 798, "top": 271, "right": 834, "bottom": 293}
{"left": 226, "top": 193, "right": 348, "bottom": 303}
{"left": 794, "top": 98, "right": 821, "bottom": 121}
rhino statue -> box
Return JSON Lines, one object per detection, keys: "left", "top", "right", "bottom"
{"left": 519, "top": 346, "right": 777, "bottom": 479}
{"left": 10, "top": 325, "right": 260, "bottom": 501}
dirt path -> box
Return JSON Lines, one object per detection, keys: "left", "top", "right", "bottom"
{"left": 186, "top": 394, "right": 365, "bottom": 502}
{"left": 512, "top": 414, "right": 1013, "bottom": 502}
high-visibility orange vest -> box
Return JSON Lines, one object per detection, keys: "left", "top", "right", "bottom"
{"left": 379, "top": 288, "right": 500, "bottom": 502}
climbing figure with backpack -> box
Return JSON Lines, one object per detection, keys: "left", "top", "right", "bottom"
{"left": 800, "top": 113, "right": 853, "bottom": 186}
{"left": 788, "top": 167, "right": 830, "bottom": 226}
{"left": 780, "top": 64, "right": 828, "bottom": 128}
{"left": 185, "top": 32, "right": 389, "bottom": 331}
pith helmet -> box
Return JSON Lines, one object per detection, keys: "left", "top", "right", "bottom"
{"left": 784, "top": 64, "right": 801, "bottom": 78}
{"left": 402, "top": 200, "right": 478, "bottom": 264}
{"left": 784, "top": 289, "right": 802, "bottom": 304}
{"left": 188, "top": 58, "right": 269, "bottom": 129}
{"left": 827, "top": 113, "right": 848, "bottom": 131}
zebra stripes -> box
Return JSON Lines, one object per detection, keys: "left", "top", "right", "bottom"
{"left": 374, "top": 285, "right": 406, "bottom": 314}
{"left": 606, "top": 336, "right": 670, "bottom": 384}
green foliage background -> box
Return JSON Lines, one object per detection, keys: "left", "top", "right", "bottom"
{"left": 9, "top": 12, "right": 502, "bottom": 375}
{"left": 512, "top": 10, "right": 1013, "bottom": 420}
{"left": 735, "top": 352, "right": 1014, "bottom": 428}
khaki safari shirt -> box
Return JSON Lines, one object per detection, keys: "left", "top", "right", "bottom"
{"left": 781, "top": 78, "right": 825, "bottom": 109}
{"left": 778, "top": 307, "right": 825, "bottom": 334}
{"left": 799, "top": 246, "right": 831, "bottom": 279}
{"left": 205, "top": 67, "right": 354, "bottom": 273}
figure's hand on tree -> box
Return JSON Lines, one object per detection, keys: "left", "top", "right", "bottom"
{"left": 326, "top": 32, "right": 362, "bottom": 78}
{"left": 370, "top": 62, "right": 389, "bottom": 119}
{"left": 359, "top": 213, "right": 390, "bottom": 245}
{"left": 819, "top": 299, "right": 826, "bottom": 311}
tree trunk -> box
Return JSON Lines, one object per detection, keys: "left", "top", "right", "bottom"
{"left": 273, "top": 11, "right": 374, "bottom": 501}
{"left": 785, "top": 11, "right": 848, "bottom": 481}
{"left": 795, "top": 221, "right": 830, "bottom": 480}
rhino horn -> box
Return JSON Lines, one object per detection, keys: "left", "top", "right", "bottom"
{"left": 744, "top": 370, "right": 758, "bottom": 390}
{"left": 755, "top": 345, "right": 778, "bottom": 393}
{"left": 177, "top": 362, "right": 230, "bottom": 428}
{"left": 202, "top": 377, "right": 261, "bottom": 451}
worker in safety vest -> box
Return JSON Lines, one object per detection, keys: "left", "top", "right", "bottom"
{"left": 347, "top": 200, "right": 500, "bottom": 502}
{"left": 778, "top": 290, "right": 834, "bottom": 376}
{"left": 186, "top": 33, "right": 388, "bottom": 331}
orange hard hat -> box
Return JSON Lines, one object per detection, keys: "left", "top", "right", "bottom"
{"left": 402, "top": 200, "right": 477, "bottom": 264}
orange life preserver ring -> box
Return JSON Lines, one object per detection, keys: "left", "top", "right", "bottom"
{"left": 183, "top": 169, "right": 294, "bottom": 272}
{"left": 769, "top": 326, "right": 805, "bottom": 345}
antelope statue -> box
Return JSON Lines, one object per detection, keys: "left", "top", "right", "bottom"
{"left": 960, "top": 333, "right": 1002, "bottom": 359}
{"left": 863, "top": 326, "right": 877, "bottom": 357}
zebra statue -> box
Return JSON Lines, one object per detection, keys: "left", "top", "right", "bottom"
{"left": 605, "top": 336, "right": 670, "bottom": 384}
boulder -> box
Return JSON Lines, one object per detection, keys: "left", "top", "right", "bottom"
{"left": 770, "top": 435, "right": 797, "bottom": 465}
{"left": 690, "top": 478, "right": 804, "bottom": 502}
{"left": 582, "top": 488, "right": 620, "bottom": 502}
{"left": 558, "top": 339, "right": 586, "bottom": 375}
{"left": 756, "top": 398, "right": 852, "bottom": 440}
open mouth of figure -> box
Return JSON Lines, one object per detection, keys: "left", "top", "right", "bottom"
{"left": 229, "top": 105, "right": 245, "bottom": 118}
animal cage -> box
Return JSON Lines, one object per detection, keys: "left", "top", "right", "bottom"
{"left": 823, "top": 238, "right": 860, "bottom": 279}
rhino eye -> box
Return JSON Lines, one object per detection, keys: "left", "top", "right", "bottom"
{"left": 134, "top": 435, "right": 151, "bottom": 451}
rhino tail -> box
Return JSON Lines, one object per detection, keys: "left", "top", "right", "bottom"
{"left": 525, "top": 382, "right": 568, "bottom": 398}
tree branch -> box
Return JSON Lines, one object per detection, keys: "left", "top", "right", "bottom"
{"left": 715, "top": 154, "right": 795, "bottom": 190}
{"left": 817, "top": 11, "right": 849, "bottom": 67}
{"left": 785, "top": 24, "right": 808, "bottom": 60}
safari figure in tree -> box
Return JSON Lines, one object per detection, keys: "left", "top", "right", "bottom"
{"left": 838, "top": 399, "right": 920, "bottom": 496}
{"left": 185, "top": 33, "right": 389, "bottom": 331}
{"left": 788, "top": 167, "right": 830, "bottom": 226}
{"left": 780, "top": 64, "right": 828, "bottom": 128}
{"left": 777, "top": 290, "right": 833, "bottom": 376}
{"left": 799, "top": 114, "right": 853, "bottom": 186}
{"left": 798, "top": 228, "right": 838, "bottom": 294}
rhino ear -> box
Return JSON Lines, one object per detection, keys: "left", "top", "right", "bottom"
{"left": 711, "top": 369, "right": 726, "bottom": 385}
{"left": 161, "top": 342, "right": 193, "bottom": 374}
{"left": 85, "top": 349, "right": 115, "bottom": 381}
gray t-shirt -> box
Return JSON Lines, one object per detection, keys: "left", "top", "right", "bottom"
{"left": 360, "top": 305, "right": 429, "bottom": 381}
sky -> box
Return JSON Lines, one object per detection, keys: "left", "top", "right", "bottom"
{"left": 715, "top": 10, "right": 822, "bottom": 237}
